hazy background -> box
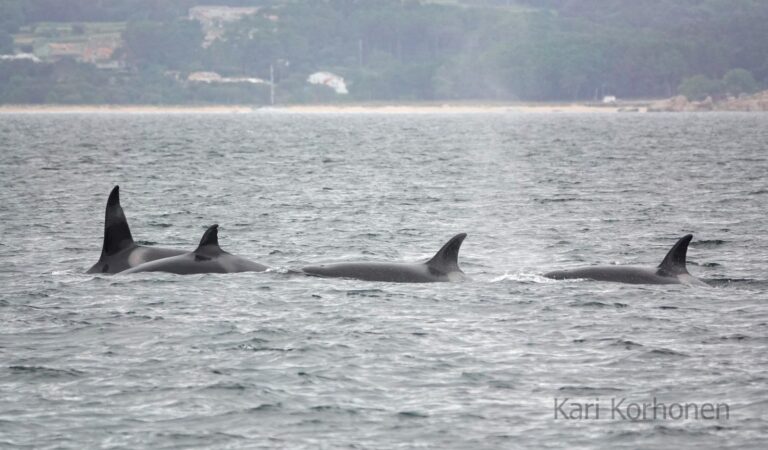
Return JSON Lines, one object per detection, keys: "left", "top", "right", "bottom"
{"left": 1, "top": 0, "right": 767, "bottom": 104}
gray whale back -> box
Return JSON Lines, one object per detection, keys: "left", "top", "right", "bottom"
{"left": 301, "top": 233, "right": 467, "bottom": 283}
{"left": 119, "top": 224, "right": 268, "bottom": 275}
{"left": 87, "top": 186, "right": 184, "bottom": 274}
{"left": 544, "top": 234, "right": 705, "bottom": 285}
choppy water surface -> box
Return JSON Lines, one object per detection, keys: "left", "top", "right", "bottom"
{"left": 1, "top": 112, "right": 767, "bottom": 449}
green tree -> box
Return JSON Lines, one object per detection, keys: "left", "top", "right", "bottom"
{"left": 0, "top": 0, "right": 25, "bottom": 33}
{"left": 722, "top": 68, "right": 758, "bottom": 96}
{"left": 678, "top": 74, "right": 724, "bottom": 101}
{"left": 0, "top": 30, "right": 13, "bottom": 53}
{"left": 124, "top": 19, "right": 203, "bottom": 70}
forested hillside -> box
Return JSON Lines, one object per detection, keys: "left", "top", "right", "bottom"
{"left": 1, "top": 0, "right": 766, "bottom": 104}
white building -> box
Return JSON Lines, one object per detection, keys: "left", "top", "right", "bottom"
{"left": 307, "top": 72, "right": 348, "bottom": 94}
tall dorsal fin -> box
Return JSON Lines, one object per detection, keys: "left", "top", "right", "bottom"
{"left": 425, "top": 233, "right": 467, "bottom": 273}
{"left": 101, "top": 185, "right": 135, "bottom": 256}
{"left": 657, "top": 234, "right": 693, "bottom": 275}
{"left": 194, "top": 224, "right": 225, "bottom": 256}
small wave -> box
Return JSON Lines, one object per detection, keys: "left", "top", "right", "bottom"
{"left": 147, "top": 222, "right": 173, "bottom": 228}
{"left": 643, "top": 348, "right": 689, "bottom": 358}
{"left": 704, "top": 278, "right": 768, "bottom": 289}
{"left": 700, "top": 334, "right": 753, "bottom": 343}
{"left": 461, "top": 372, "right": 491, "bottom": 381}
{"left": 610, "top": 339, "right": 644, "bottom": 349}
{"left": 267, "top": 267, "right": 300, "bottom": 275}
{"left": 653, "top": 425, "right": 713, "bottom": 436}
{"left": 536, "top": 197, "right": 583, "bottom": 203}
{"left": 150, "top": 431, "right": 246, "bottom": 443}
{"left": 490, "top": 272, "right": 553, "bottom": 283}
{"left": 245, "top": 403, "right": 282, "bottom": 413}
{"left": 557, "top": 386, "right": 624, "bottom": 395}
{"left": 236, "top": 344, "right": 293, "bottom": 353}
{"left": 51, "top": 274, "right": 96, "bottom": 288}
{"left": 51, "top": 269, "right": 85, "bottom": 277}
{"left": 202, "top": 382, "right": 251, "bottom": 391}
{"left": 397, "top": 410, "right": 429, "bottom": 418}
{"left": 571, "top": 301, "right": 609, "bottom": 308}
{"left": 310, "top": 405, "right": 359, "bottom": 414}
{"left": 8, "top": 365, "right": 85, "bottom": 378}
{"left": 344, "top": 289, "right": 385, "bottom": 297}
{"left": 691, "top": 239, "right": 727, "bottom": 248}
{"left": 106, "top": 276, "right": 183, "bottom": 285}
{"left": 569, "top": 301, "right": 628, "bottom": 309}
{"left": 611, "top": 423, "right": 731, "bottom": 441}
{"left": 719, "top": 334, "right": 750, "bottom": 341}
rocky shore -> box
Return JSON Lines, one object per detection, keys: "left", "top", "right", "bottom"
{"left": 649, "top": 90, "right": 768, "bottom": 112}
{"left": 3, "top": 94, "right": 768, "bottom": 114}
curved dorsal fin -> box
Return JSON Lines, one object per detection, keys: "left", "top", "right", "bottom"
{"left": 425, "top": 233, "right": 467, "bottom": 273}
{"left": 194, "top": 224, "right": 224, "bottom": 256}
{"left": 657, "top": 234, "right": 693, "bottom": 275}
{"left": 101, "top": 185, "right": 135, "bottom": 256}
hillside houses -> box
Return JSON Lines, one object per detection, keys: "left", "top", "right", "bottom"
{"left": 188, "top": 6, "right": 260, "bottom": 47}
{"left": 12, "top": 22, "right": 124, "bottom": 69}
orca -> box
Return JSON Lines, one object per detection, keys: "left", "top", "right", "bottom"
{"left": 119, "top": 224, "right": 268, "bottom": 275}
{"left": 301, "top": 233, "right": 468, "bottom": 283}
{"left": 87, "top": 186, "right": 185, "bottom": 274}
{"left": 544, "top": 234, "right": 707, "bottom": 286}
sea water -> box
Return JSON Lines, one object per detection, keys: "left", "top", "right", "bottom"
{"left": 0, "top": 112, "right": 766, "bottom": 448}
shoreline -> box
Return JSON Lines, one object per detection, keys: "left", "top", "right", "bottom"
{"left": 0, "top": 103, "right": 627, "bottom": 114}
{"left": 0, "top": 104, "right": 256, "bottom": 114}
{"left": 3, "top": 93, "right": 767, "bottom": 114}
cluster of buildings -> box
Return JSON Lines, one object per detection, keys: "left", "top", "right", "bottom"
{"left": 188, "top": 6, "right": 262, "bottom": 48}
{"left": 36, "top": 40, "right": 121, "bottom": 69}
{"left": 187, "top": 71, "right": 267, "bottom": 85}
{"left": 3, "top": 6, "right": 348, "bottom": 96}
{"left": 8, "top": 22, "right": 124, "bottom": 69}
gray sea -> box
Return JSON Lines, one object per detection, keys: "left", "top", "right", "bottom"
{"left": 0, "top": 112, "right": 766, "bottom": 449}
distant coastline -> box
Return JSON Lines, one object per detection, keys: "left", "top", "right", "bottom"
{"left": 2, "top": 94, "right": 767, "bottom": 114}
{"left": 0, "top": 102, "right": 627, "bottom": 114}
{"left": 0, "top": 104, "right": 255, "bottom": 114}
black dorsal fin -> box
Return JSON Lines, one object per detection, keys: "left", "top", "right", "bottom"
{"left": 101, "top": 186, "right": 135, "bottom": 256}
{"left": 657, "top": 234, "right": 693, "bottom": 275}
{"left": 425, "top": 233, "right": 467, "bottom": 273}
{"left": 194, "top": 224, "right": 224, "bottom": 256}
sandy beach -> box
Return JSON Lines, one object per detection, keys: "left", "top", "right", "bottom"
{"left": 0, "top": 103, "right": 625, "bottom": 114}
{"left": 275, "top": 103, "right": 622, "bottom": 114}
{"left": 0, "top": 104, "right": 256, "bottom": 114}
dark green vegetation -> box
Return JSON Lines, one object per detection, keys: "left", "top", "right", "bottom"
{"left": 1, "top": 0, "right": 766, "bottom": 104}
